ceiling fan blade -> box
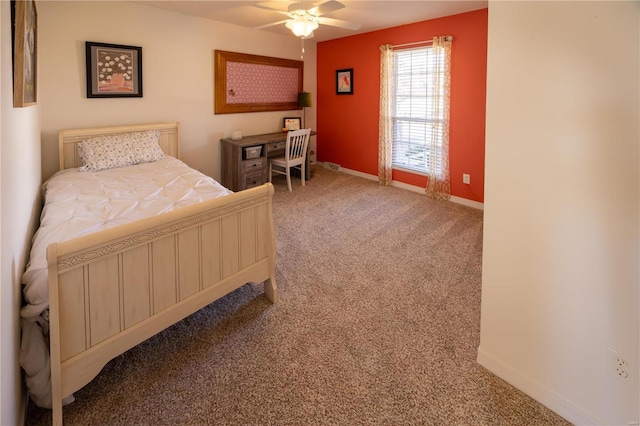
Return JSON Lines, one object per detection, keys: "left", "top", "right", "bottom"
{"left": 254, "top": 2, "right": 289, "bottom": 12}
{"left": 318, "top": 16, "right": 362, "bottom": 30}
{"left": 287, "top": 2, "right": 310, "bottom": 13}
{"left": 308, "top": 1, "right": 345, "bottom": 16}
{"left": 254, "top": 19, "right": 289, "bottom": 30}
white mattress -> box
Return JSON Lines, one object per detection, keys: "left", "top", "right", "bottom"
{"left": 20, "top": 156, "right": 232, "bottom": 407}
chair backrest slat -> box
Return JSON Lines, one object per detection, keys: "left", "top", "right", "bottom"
{"left": 285, "top": 129, "right": 311, "bottom": 163}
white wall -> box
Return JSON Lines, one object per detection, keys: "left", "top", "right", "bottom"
{"left": 0, "top": 2, "right": 317, "bottom": 422}
{"left": 38, "top": 1, "right": 317, "bottom": 181}
{"left": 0, "top": 1, "right": 43, "bottom": 424}
{"left": 479, "top": 2, "right": 639, "bottom": 425}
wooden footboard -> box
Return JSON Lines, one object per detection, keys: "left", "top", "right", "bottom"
{"left": 47, "top": 183, "right": 277, "bottom": 425}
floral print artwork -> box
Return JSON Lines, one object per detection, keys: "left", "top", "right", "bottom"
{"left": 96, "top": 48, "right": 134, "bottom": 93}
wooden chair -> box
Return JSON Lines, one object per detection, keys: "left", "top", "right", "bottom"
{"left": 269, "top": 128, "right": 311, "bottom": 191}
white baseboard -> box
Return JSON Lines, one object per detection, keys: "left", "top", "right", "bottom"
{"left": 338, "top": 166, "right": 378, "bottom": 182}
{"left": 450, "top": 195, "right": 484, "bottom": 210}
{"left": 316, "top": 162, "right": 484, "bottom": 210}
{"left": 477, "top": 347, "right": 605, "bottom": 425}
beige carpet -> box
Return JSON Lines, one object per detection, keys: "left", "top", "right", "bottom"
{"left": 26, "top": 166, "right": 570, "bottom": 425}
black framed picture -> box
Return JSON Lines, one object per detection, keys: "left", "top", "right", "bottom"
{"left": 336, "top": 68, "right": 353, "bottom": 95}
{"left": 85, "top": 41, "right": 142, "bottom": 98}
{"left": 283, "top": 117, "right": 301, "bottom": 131}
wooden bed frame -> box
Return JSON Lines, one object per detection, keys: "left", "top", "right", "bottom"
{"left": 49, "top": 122, "right": 277, "bottom": 425}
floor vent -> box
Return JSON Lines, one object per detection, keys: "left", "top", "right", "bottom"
{"left": 324, "top": 162, "right": 341, "bottom": 171}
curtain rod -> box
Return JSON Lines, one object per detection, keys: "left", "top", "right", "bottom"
{"left": 391, "top": 36, "right": 453, "bottom": 49}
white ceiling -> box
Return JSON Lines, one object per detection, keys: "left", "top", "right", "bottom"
{"left": 135, "top": 0, "right": 488, "bottom": 42}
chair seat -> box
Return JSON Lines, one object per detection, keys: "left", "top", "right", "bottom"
{"left": 270, "top": 156, "right": 303, "bottom": 168}
{"left": 268, "top": 128, "right": 311, "bottom": 192}
{"left": 269, "top": 156, "right": 286, "bottom": 167}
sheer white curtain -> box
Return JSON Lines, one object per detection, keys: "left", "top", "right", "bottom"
{"left": 425, "top": 36, "right": 452, "bottom": 200}
{"left": 379, "top": 37, "right": 452, "bottom": 196}
{"left": 378, "top": 44, "right": 394, "bottom": 186}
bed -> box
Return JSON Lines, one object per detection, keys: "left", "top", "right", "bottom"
{"left": 20, "top": 122, "right": 277, "bottom": 425}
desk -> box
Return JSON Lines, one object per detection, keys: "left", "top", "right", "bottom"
{"left": 220, "top": 131, "right": 315, "bottom": 191}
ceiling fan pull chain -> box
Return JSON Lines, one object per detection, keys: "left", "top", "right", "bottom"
{"left": 301, "top": 37, "right": 305, "bottom": 59}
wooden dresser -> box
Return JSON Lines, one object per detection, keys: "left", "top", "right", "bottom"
{"left": 220, "top": 131, "right": 314, "bottom": 191}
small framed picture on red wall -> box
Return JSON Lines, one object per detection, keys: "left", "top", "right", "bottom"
{"left": 336, "top": 68, "right": 353, "bottom": 95}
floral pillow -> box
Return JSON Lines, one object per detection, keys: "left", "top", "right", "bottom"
{"left": 78, "top": 130, "right": 164, "bottom": 172}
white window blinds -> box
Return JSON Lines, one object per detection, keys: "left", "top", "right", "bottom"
{"left": 392, "top": 46, "right": 445, "bottom": 174}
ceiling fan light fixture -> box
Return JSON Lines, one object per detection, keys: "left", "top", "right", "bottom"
{"left": 285, "top": 14, "right": 319, "bottom": 38}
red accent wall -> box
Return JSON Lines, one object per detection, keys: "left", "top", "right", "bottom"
{"left": 317, "top": 9, "right": 487, "bottom": 203}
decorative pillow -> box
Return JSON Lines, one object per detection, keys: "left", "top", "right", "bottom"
{"left": 78, "top": 130, "right": 164, "bottom": 172}
{"left": 130, "top": 130, "right": 165, "bottom": 164}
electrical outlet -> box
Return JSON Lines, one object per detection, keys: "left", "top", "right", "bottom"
{"left": 609, "top": 348, "right": 629, "bottom": 379}
{"left": 616, "top": 358, "right": 629, "bottom": 378}
{"left": 463, "top": 173, "right": 470, "bottom": 184}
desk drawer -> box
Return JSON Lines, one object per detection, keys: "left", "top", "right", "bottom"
{"left": 242, "top": 157, "right": 266, "bottom": 172}
{"left": 267, "top": 141, "right": 286, "bottom": 153}
{"left": 245, "top": 171, "right": 266, "bottom": 189}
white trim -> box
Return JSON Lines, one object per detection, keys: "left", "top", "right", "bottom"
{"left": 317, "top": 162, "right": 484, "bottom": 210}
{"left": 450, "top": 195, "right": 484, "bottom": 210}
{"left": 339, "top": 166, "right": 377, "bottom": 182}
{"left": 477, "top": 348, "right": 606, "bottom": 425}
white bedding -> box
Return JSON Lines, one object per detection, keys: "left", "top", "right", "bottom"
{"left": 20, "top": 156, "right": 233, "bottom": 408}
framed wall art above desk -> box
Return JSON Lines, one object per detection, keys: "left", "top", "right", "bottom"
{"left": 214, "top": 50, "right": 303, "bottom": 114}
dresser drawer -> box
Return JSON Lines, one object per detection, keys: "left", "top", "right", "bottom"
{"left": 267, "top": 141, "right": 286, "bottom": 153}
{"left": 242, "top": 157, "right": 266, "bottom": 172}
{"left": 244, "top": 171, "right": 265, "bottom": 189}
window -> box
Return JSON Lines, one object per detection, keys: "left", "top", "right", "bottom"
{"left": 391, "top": 46, "right": 445, "bottom": 175}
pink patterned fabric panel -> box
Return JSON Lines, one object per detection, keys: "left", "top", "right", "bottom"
{"left": 226, "top": 62, "right": 298, "bottom": 104}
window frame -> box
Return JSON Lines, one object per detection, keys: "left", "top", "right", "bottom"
{"left": 390, "top": 45, "right": 445, "bottom": 176}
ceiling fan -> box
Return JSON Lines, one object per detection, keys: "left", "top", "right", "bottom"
{"left": 254, "top": 1, "right": 362, "bottom": 38}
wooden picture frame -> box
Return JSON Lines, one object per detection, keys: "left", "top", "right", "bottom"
{"left": 336, "top": 68, "right": 353, "bottom": 95}
{"left": 283, "top": 117, "right": 301, "bottom": 131}
{"left": 85, "top": 41, "right": 142, "bottom": 98}
{"left": 12, "top": 0, "right": 37, "bottom": 107}
{"left": 215, "top": 50, "right": 303, "bottom": 114}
